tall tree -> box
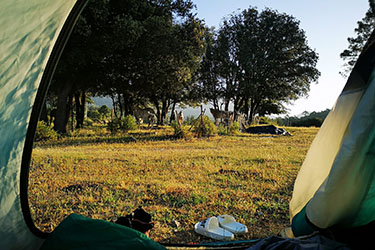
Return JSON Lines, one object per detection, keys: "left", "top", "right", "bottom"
{"left": 205, "top": 7, "right": 320, "bottom": 123}
{"left": 340, "top": 0, "right": 375, "bottom": 76}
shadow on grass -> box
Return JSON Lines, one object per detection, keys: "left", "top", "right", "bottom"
{"left": 35, "top": 134, "right": 175, "bottom": 148}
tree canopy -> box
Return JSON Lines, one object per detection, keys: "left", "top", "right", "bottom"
{"left": 340, "top": 0, "right": 375, "bottom": 76}
{"left": 199, "top": 7, "right": 320, "bottom": 122}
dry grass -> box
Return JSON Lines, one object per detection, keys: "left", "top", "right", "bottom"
{"left": 28, "top": 126, "right": 318, "bottom": 243}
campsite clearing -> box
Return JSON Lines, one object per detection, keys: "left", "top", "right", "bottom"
{"left": 28, "top": 126, "right": 318, "bottom": 243}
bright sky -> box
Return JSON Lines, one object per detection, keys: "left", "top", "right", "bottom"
{"left": 191, "top": 0, "right": 369, "bottom": 116}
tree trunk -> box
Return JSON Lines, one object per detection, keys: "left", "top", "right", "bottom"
{"left": 54, "top": 81, "right": 73, "bottom": 134}
{"left": 170, "top": 102, "right": 176, "bottom": 124}
{"left": 118, "top": 93, "right": 124, "bottom": 118}
{"left": 75, "top": 91, "right": 86, "bottom": 129}
{"left": 40, "top": 102, "right": 49, "bottom": 124}
{"left": 152, "top": 99, "right": 161, "bottom": 125}
{"left": 110, "top": 95, "right": 119, "bottom": 119}
{"left": 69, "top": 94, "right": 74, "bottom": 131}
{"left": 248, "top": 100, "right": 258, "bottom": 125}
{"left": 160, "top": 98, "right": 170, "bottom": 125}
{"left": 224, "top": 98, "right": 230, "bottom": 111}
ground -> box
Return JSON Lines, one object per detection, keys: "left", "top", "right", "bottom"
{"left": 28, "top": 125, "right": 318, "bottom": 243}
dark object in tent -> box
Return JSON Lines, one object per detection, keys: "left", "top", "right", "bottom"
{"left": 245, "top": 125, "right": 291, "bottom": 136}
{"left": 115, "top": 206, "right": 154, "bottom": 234}
{"left": 1, "top": 0, "right": 375, "bottom": 249}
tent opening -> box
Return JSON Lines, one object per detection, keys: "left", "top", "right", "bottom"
{"left": 24, "top": 0, "right": 309, "bottom": 245}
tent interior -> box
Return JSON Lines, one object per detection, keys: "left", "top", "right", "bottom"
{"left": 1, "top": 0, "right": 375, "bottom": 249}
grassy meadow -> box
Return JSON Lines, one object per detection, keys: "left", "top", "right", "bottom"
{"left": 28, "top": 125, "right": 318, "bottom": 243}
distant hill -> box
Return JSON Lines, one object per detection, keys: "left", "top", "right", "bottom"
{"left": 92, "top": 97, "right": 113, "bottom": 109}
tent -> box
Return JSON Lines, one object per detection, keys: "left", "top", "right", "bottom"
{"left": 1, "top": 0, "right": 374, "bottom": 249}
{"left": 289, "top": 30, "right": 375, "bottom": 243}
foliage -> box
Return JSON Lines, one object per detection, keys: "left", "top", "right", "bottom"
{"left": 171, "top": 122, "right": 193, "bottom": 140}
{"left": 122, "top": 115, "right": 138, "bottom": 131}
{"left": 35, "top": 121, "right": 58, "bottom": 141}
{"left": 87, "top": 106, "right": 101, "bottom": 122}
{"left": 192, "top": 115, "right": 217, "bottom": 137}
{"left": 198, "top": 28, "right": 222, "bottom": 109}
{"left": 87, "top": 104, "right": 112, "bottom": 124}
{"left": 199, "top": 7, "right": 320, "bottom": 122}
{"left": 84, "top": 117, "right": 94, "bottom": 127}
{"left": 98, "top": 105, "right": 111, "bottom": 121}
{"left": 275, "top": 109, "right": 330, "bottom": 127}
{"left": 291, "top": 118, "right": 322, "bottom": 127}
{"left": 340, "top": 0, "right": 375, "bottom": 76}
{"left": 218, "top": 122, "right": 241, "bottom": 135}
{"left": 258, "top": 116, "right": 275, "bottom": 125}
{"left": 107, "top": 115, "right": 138, "bottom": 133}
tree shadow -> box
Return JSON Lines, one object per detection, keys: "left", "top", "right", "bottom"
{"left": 35, "top": 134, "right": 174, "bottom": 148}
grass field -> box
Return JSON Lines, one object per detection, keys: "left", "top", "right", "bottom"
{"left": 28, "top": 126, "right": 318, "bottom": 243}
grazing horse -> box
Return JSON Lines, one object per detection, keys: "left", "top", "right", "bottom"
{"left": 133, "top": 107, "right": 156, "bottom": 127}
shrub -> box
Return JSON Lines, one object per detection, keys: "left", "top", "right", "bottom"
{"left": 171, "top": 121, "right": 192, "bottom": 140}
{"left": 192, "top": 115, "right": 217, "bottom": 137}
{"left": 107, "top": 115, "right": 138, "bottom": 133}
{"left": 218, "top": 121, "right": 241, "bottom": 135}
{"left": 107, "top": 118, "right": 121, "bottom": 133}
{"left": 35, "top": 121, "right": 58, "bottom": 141}
{"left": 229, "top": 121, "right": 241, "bottom": 134}
{"left": 122, "top": 115, "right": 138, "bottom": 131}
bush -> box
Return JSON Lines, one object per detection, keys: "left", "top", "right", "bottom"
{"left": 35, "top": 121, "right": 58, "bottom": 141}
{"left": 107, "top": 115, "right": 138, "bottom": 133}
{"left": 192, "top": 115, "right": 217, "bottom": 137}
{"left": 218, "top": 121, "right": 241, "bottom": 135}
{"left": 171, "top": 122, "right": 192, "bottom": 140}
{"left": 122, "top": 115, "right": 138, "bottom": 131}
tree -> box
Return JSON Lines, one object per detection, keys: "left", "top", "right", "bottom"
{"left": 198, "top": 28, "right": 222, "bottom": 110}
{"left": 127, "top": 8, "right": 206, "bottom": 125}
{"left": 340, "top": 0, "right": 375, "bottom": 76}
{"left": 204, "top": 7, "right": 320, "bottom": 123}
{"left": 50, "top": 0, "right": 205, "bottom": 132}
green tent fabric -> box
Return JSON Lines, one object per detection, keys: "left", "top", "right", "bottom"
{"left": 290, "top": 34, "right": 375, "bottom": 236}
{"left": 39, "top": 213, "right": 166, "bottom": 250}
{"left": 0, "top": 1, "right": 81, "bottom": 249}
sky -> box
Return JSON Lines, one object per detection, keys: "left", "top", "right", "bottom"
{"left": 190, "top": 0, "right": 370, "bottom": 116}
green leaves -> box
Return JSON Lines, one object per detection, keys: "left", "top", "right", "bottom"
{"left": 199, "top": 7, "right": 320, "bottom": 122}
{"left": 340, "top": 0, "right": 375, "bottom": 76}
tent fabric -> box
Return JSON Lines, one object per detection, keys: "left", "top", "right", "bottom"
{"left": 290, "top": 37, "right": 375, "bottom": 233}
{"left": 0, "top": 1, "right": 77, "bottom": 249}
{"left": 39, "top": 213, "right": 167, "bottom": 250}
